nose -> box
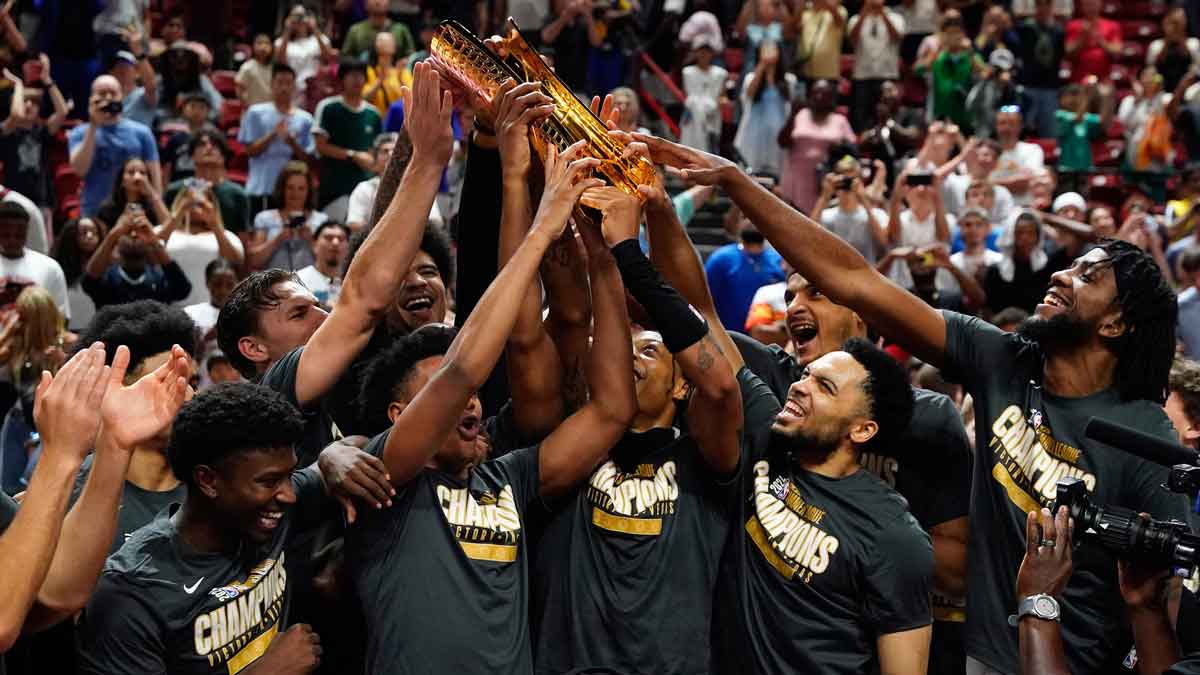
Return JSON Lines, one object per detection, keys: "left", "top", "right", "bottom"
{"left": 1048, "top": 268, "right": 1071, "bottom": 289}
{"left": 275, "top": 478, "right": 297, "bottom": 506}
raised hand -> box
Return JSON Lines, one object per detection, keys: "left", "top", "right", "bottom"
{"left": 580, "top": 185, "right": 643, "bottom": 246}
{"left": 100, "top": 344, "right": 190, "bottom": 450}
{"left": 629, "top": 133, "right": 736, "bottom": 186}
{"left": 589, "top": 93, "right": 621, "bottom": 129}
{"left": 532, "top": 140, "right": 603, "bottom": 240}
{"left": 33, "top": 343, "right": 111, "bottom": 464}
{"left": 317, "top": 438, "right": 395, "bottom": 524}
{"left": 402, "top": 61, "right": 455, "bottom": 167}
{"left": 1016, "top": 506, "right": 1073, "bottom": 600}
{"left": 494, "top": 79, "right": 554, "bottom": 177}
{"left": 609, "top": 132, "right": 670, "bottom": 210}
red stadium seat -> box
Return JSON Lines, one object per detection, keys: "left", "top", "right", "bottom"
{"left": 219, "top": 99, "right": 244, "bottom": 131}
{"left": 1092, "top": 139, "right": 1125, "bottom": 167}
{"left": 723, "top": 48, "right": 743, "bottom": 75}
{"left": 1032, "top": 137, "right": 1059, "bottom": 162}
{"left": 211, "top": 70, "right": 237, "bottom": 98}
{"left": 1120, "top": 20, "right": 1162, "bottom": 42}
{"left": 227, "top": 139, "right": 249, "bottom": 173}
{"left": 53, "top": 165, "right": 80, "bottom": 201}
{"left": 840, "top": 54, "right": 855, "bottom": 78}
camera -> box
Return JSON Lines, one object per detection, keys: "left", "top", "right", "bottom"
{"left": 838, "top": 177, "right": 853, "bottom": 191}
{"left": 287, "top": 214, "right": 306, "bottom": 229}
{"left": 101, "top": 100, "right": 123, "bottom": 115}
{"left": 907, "top": 173, "right": 933, "bottom": 187}
{"left": 1053, "top": 476, "right": 1200, "bottom": 575}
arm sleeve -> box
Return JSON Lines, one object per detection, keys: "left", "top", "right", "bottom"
{"left": 289, "top": 464, "right": 336, "bottom": 532}
{"left": 939, "top": 309, "right": 1017, "bottom": 388}
{"left": 80, "top": 268, "right": 114, "bottom": 307}
{"left": 737, "top": 366, "right": 783, "bottom": 464}
{"left": 237, "top": 109, "right": 257, "bottom": 144}
{"left": 260, "top": 347, "right": 311, "bottom": 411}
{"left": 138, "top": 126, "right": 159, "bottom": 162}
{"left": 67, "top": 125, "right": 84, "bottom": 152}
{"left": 483, "top": 445, "right": 540, "bottom": 509}
{"left": 345, "top": 182, "right": 371, "bottom": 224}
{"left": 160, "top": 260, "right": 193, "bottom": 303}
{"left": 76, "top": 578, "right": 169, "bottom": 675}
{"left": 863, "top": 515, "right": 934, "bottom": 634}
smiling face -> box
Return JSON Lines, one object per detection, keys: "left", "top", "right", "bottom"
{"left": 392, "top": 251, "right": 447, "bottom": 333}
{"left": 204, "top": 446, "right": 298, "bottom": 543}
{"left": 771, "top": 351, "right": 872, "bottom": 458}
{"left": 785, "top": 274, "right": 864, "bottom": 368}
{"left": 387, "top": 355, "right": 486, "bottom": 474}
{"left": 1020, "top": 247, "right": 1123, "bottom": 348}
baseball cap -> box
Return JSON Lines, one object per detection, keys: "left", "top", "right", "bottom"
{"left": 1052, "top": 192, "right": 1086, "bottom": 214}
{"left": 989, "top": 48, "right": 1015, "bottom": 71}
{"left": 114, "top": 51, "right": 137, "bottom": 67}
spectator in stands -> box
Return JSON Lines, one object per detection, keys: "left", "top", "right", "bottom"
{"left": 137, "top": 41, "right": 223, "bottom": 125}
{"left": 973, "top": 5, "right": 1017, "bottom": 62}
{"left": 0, "top": 183, "right": 49, "bottom": 262}
{"left": 1087, "top": 204, "right": 1118, "bottom": 238}
{"left": 858, "top": 80, "right": 923, "bottom": 180}
{"left": 1044, "top": 191, "right": 1091, "bottom": 272}
{"left": 743, "top": 265, "right": 791, "bottom": 347}
{"left": 236, "top": 34, "right": 275, "bottom": 107}
{"left": 297, "top": 221, "right": 349, "bottom": 307}
{"left": 204, "top": 351, "right": 240, "bottom": 385}
{"left": 1065, "top": 0, "right": 1121, "bottom": 84}
{"left": 990, "top": 106, "right": 1045, "bottom": 206}
{"left": 184, "top": 258, "right": 238, "bottom": 388}
{"left": 704, "top": 221, "right": 786, "bottom": 331}
{"left": 1149, "top": 7, "right": 1200, "bottom": 93}
{"left": 347, "top": 132, "right": 443, "bottom": 231}
{"left": 886, "top": 168, "right": 954, "bottom": 290}
{"left": 950, "top": 206, "right": 1003, "bottom": 281}
{"left": 847, "top": 0, "right": 905, "bottom": 132}
{"left": 1166, "top": 357, "right": 1200, "bottom": 448}
{"left": 734, "top": 0, "right": 792, "bottom": 78}
{"left": 69, "top": 74, "right": 161, "bottom": 218}
{"left": 0, "top": 202, "right": 70, "bottom": 321}
{"left": 0, "top": 286, "right": 75, "bottom": 495}
{"left": 1119, "top": 66, "right": 1175, "bottom": 198}
{"left": 160, "top": 93, "right": 216, "bottom": 183}
{"left": 0, "top": 58, "right": 68, "bottom": 216}
{"left": 364, "top": 32, "right": 410, "bottom": 116}
{"left": 940, "top": 138, "right": 1015, "bottom": 224}
{"left": 248, "top": 161, "right": 327, "bottom": 272}
{"left": 898, "top": 0, "right": 938, "bottom": 64}
{"left": 158, "top": 185, "right": 245, "bottom": 307}
{"left": 80, "top": 205, "right": 192, "bottom": 309}
{"left": 163, "top": 130, "right": 252, "bottom": 240}
{"left": 778, "top": 79, "right": 853, "bottom": 212}
{"left": 965, "top": 48, "right": 1022, "bottom": 139}
{"left": 343, "top": 0, "right": 416, "bottom": 62}
{"left": 274, "top": 4, "right": 336, "bottom": 104}
{"left": 52, "top": 218, "right": 104, "bottom": 330}
{"left": 1178, "top": 248, "right": 1200, "bottom": 359}
{"left": 314, "top": 59, "right": 383, "bottom": 210}
{"left": 94, "top": 157, "right": 172, "bottom": 232}
{"left": 1014, "top": 0, "right": 1066, "bottom": 138}
{"left": 115, "top": 31, "right": 159, "bottom": 130}
{"left": 541, "top": 0, "right": 600, "bottom": 97}
{"left": 238, "top": 64, "right": 315, "bottom": 214}
{"left": 92, "top": 0, "right": 149, "bottom": 69}
{"left": 679, "top": 36, "right": 726, "bottom": 155}
{"left": 1055, "top": 79, "right": 1115, "bottom": 194}
{"left": 982, "top": 210, "right": 1050, "bottom": 314}
{"left": 812, "top": 156, "right": 889, "bottom": 266}
{"left": 156, "top": 10, "right": 188, "bottom": 54}
{"left": 916, "top": 10, "right": 983, "bottom": 132}
{"left": 794, "top": 0, "right": 846, "bottom": 85}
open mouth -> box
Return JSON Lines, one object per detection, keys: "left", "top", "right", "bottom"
{"left": 256, "top": 509, "right": 283, "bottom": 532}
{"left": 790, "top": 321, "right": 818, "bottom": 349}
{"left": 457, "top": 413, "right": 480, "bottom": 440}
{"left": 778, "top": 397, "right": 808, "bottom": 424}
{"left": 1042, "top": 290, "right": 1070, "bottom": 309}
{"left": 403, "top": 296, "right": 434, "bottom": 313}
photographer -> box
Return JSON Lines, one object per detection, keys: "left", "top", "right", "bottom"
{"left": 247, "top": 162, "right": 327, "bottom": 273}
{"left": 81, "top": 207, "right": 191, "bottom": 309}
{"left": 1016, "top": 505, "right": 1182, "bottom": 675}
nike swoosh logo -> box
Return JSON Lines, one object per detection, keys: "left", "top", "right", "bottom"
{"left": 183, "top": 577, "right": 204, "bottom": 594}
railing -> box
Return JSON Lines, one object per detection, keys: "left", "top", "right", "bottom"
{"left": 636, "top": 52, "right": 683, "bottom": 138}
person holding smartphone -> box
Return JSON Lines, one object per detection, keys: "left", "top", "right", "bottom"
{"left": 247, "top": 162, "right": 327, "bottom": 273}
{"left": 68, "top": 75, "right": 161, "bottom": 217}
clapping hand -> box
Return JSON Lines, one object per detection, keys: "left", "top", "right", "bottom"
{"left": 99, "top": 344, "right": 191, "bottom": 451}
{"left": 33, "top": 343, "right": 112, "bottom": 465}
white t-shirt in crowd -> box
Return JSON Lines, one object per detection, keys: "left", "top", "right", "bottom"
{"left": 820, "top": 205, "right": 889, "bottom": 264}
{"left": 0, "top": 249, "right": 69, "bottom": 320}
{"left": 276, "top": 34, "right": 331, "bottom": 98}
{"left": 1010, "top": 0, "right": 1073, "bottom": 16}
{"left": 2, "top": 187, "right": 48, "bottom": 254}
{"left": 345, "top": 176, "right": 445, "bottom": 228}
{"left": 890, "top": 209, "right": 958, "bottom": 291}
{"left": 184, "top": 301, "right": 221, "bottom": 389}
{"left": 158, "top": 227, "right": 245, "bottom": 307}
{"left": 990, "top": 142, "right": 1045, "bottom": 206}
{"left": 848, "top": 9, "right": 906, "bottom": 80}
{"left": 950, "top": 248, "right": 1004, "bottom": 280}
{"left": 296, "top": 265, "right": 340, "bottom": 307}
{"left": 898, "top": 0, "right": 938, "bottom": 35}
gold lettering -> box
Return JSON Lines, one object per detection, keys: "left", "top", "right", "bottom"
{"left": 194, "top": 612, "right": 212, "bottom": 656}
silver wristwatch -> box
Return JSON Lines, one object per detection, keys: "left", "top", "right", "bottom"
{"left": 1007, "top": 593, "right": 1061, "bottom": 626}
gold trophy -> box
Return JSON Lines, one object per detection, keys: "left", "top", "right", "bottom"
{"left": 429, "top": 18, "right": 657, "bottom": 200}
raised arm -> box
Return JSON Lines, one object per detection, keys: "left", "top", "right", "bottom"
{"left": 537, "top": 193, "right": 637, "bottom": 497}
{"left": 635, "top": 133, "right": 948, "bottom": 368}
{"left": 0, "top": 345, "right": 109, "bottom": 650}
{"left": 24, "top": 345, "right": 189, "bottom": 632}
{"left": 84, "top": 215, "right": 128, "bottom": 279}
{"left": 41, "top": 57, "right": 70, "bottom": 135}
{"left": 381, "top": 141, "right": 602, "bottom": 486}
{"left": 495, "top": 80, "right": 565, "bottom": 440}
{"left": 294, "top": 62, "right": 453, "bottom": 408}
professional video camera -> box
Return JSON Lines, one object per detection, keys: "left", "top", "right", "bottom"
{"left": 1048, "top": 418, "right": 1200, "bottom": 575}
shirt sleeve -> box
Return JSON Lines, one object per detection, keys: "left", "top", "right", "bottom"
{"left": 384, "top": 101, "right": 404, "bottom": 132}
{"left": 237, "top": 108, "right": 258, "bottom": 144}
{"left": 138, "top": 125, "right": 160, "bottom": 162}
{"left": 346, "top": 182, "right": 371, "bottom": 224}
{"left": 260, "top": 346, "right": 309, "bottom": 410}
{"left": 76, "top": 577, "right": 169, "bottom": 675}
{"left": 67, "top": 124, "right": 85, "bottom": 152}
{"left": 297, "top": 115, "right": 316, "bottom": 154}
{"left": 46, "top": 258, "right": 71, "bottom": 322}
{"left": 863, "top": 513, "right": 934, "bottom": 634}
{"left": 909, "top": 391, "right": 972, "bottom": 527}
{"left": 738, "top": 366, "right": 783, "bottom": 464}
{"left": 484, "top": 445, "right": 541, "bottom": 508}
{"left": 939, "top": 309, "right": 1018, "bottom": 388}
{"left": 288, "top": 464, "right": 336, "bottom": 531}
{"left": 81, "top": 267, "right": 114, "bottom": 307}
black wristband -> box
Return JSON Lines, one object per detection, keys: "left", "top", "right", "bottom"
{"left": 610, "top": 239, "right": 707, "bottom": 354}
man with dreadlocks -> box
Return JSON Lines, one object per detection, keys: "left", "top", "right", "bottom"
{"left": 628, "top": 134, "right": 1193, "bottom": 675}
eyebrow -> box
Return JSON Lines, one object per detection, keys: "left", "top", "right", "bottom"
{"left": 815, "top": 373, "right": 838, "bottom": 395}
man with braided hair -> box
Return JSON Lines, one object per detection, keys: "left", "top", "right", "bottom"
{"left": 629, "top": 133, "right": 1191, "bottom": 675}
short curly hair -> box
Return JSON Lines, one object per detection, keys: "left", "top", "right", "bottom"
{"left": 841, "top": 337, "right": 914, "bottom": 453}
{"left": 357, "top": 324, "right": 457, "bottom": 436}
{"left": 342, "top": 224, "right": 453, "bottom": 288}
{"left": 74, "top": 300, "right": 197, "bottom": 376}
{"left": 167, "top": 382, "right": 305, "bottom": 486}
{"left": 1170, "top": 357, "right": 1200, "bottom": 431}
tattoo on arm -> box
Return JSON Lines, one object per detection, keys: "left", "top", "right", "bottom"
{"left": 696, "top": 335, "right": 716, "bottom": 371}
{"left": 366, "top": 135, "right": 414, "bottom": 230}
{"left": 545, "top": 235, "right": 573, "bottom": 268}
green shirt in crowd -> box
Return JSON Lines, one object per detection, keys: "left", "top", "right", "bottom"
{"left": 1055, "top": 109, "right": 1103, "bottom": 172}
{"left": 313, "top": 96, "right": 383, "bottom": 207}
{"left": 342, "top": 19, "right": 416, "bottom": 62}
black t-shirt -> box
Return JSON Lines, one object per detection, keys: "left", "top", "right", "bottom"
{"left": 0, "top": 127, "right": 52, "bottom": 204}
{"left": 324, "top": 326, "right": 393, "bottom": 437}
{"left": 940, "top": 310, "right": 1194, "bottom": 674}
{"left": 346, "top": 431, "right": 541, "bottom": 674}
{"left": 260, "top": 347, "right": 336, "bottom": 466}
{"left": 0, "top": 489, "right": 14, "bottom": 531}
{"left": 75, "top": 468, "right": 329, "bottom": 674}
{"left": 714, "top": 370, "right": 934, "bottom": 675}
{"left": 542, "top": 18, "right": 590, "bottom": 93}
{"left": 71, "top": 455, "right": 188, "bottom": 555}
{"left": 531, "top": 368, "right": 770, "bottom": 675}
{"left": 163, "top": 132, "right": 198, "bottom": 182}
{"left": 1014, "top": 20, "right": 1065, "bottom": 89}
{"left": 983, "top": 259, "right": 1052, "bottom": 315}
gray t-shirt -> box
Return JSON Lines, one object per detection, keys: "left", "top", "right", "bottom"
{"left": 820, "top": 205, "right": 887, "bottom": 265}
{"left": 941, "top": 311, "right": 1194, "bottom": 674}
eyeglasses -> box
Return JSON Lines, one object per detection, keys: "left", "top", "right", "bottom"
{"left": 999, "top": 105, "right": 1022, "bottom": 114}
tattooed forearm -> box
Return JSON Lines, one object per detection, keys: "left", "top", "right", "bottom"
{"left": 367, "top": 129, "right": 414, "bottom": 230}
{"left": 696, "top": 334, "right": 717, "bottom": 371}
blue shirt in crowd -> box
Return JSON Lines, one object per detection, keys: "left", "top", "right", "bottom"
{"left": 1179, "top": 286, "right": 1200, "bottom": 359}
{"left": 704, "top": 243, "right": 787, "bottom": 331}
{"left": 237, "top": 103, "right": 316, "bottom": 196}
{"left": 67, "top": 118, "right": 159, "bottom": 216}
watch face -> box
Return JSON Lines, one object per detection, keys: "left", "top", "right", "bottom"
{"left": 1034, "top": 596, "right": 1057, "bottom": 617}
